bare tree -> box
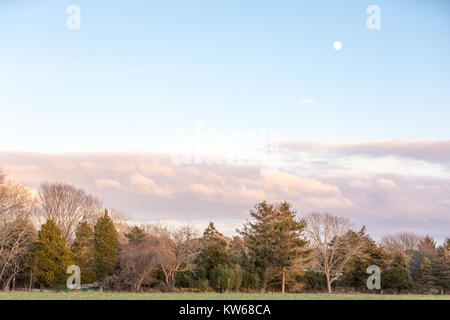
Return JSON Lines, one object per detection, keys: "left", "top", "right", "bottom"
{"left": 38, "top": 182, "right": 103, "bottom": 246}
{"left": 381, "top": 231, "right": 421, "bottom": 253}
{"left": 107, "top": 209, "right": 130, "bottom": 244}
{"left": 304, "top": 212, "right": 364, "bottom": 293}
{"left": 118, "top": 235, "right": 163, "bottom": 291}
{"left": 0, "top": 181, "right": 37, "bottom": 291}
{"left": 146, "top": 223, "right": 199, "bottom": 290}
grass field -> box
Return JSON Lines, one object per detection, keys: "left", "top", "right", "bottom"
{"left": 0, "top": 292, "right": 449, "bottom": 300}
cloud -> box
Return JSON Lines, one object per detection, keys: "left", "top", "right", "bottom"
{"left": 279, "top": 140, "right": 450, "bottom": 181}
{"left": 0, "top": 151, "right": 352, "bottom": 212}
{"left": 1, "top": 149, "right": 449, "bottom": 241}
{"left": 130, "top": 173, "right": 174, "bottom": 198}
{"left": 349, "top": 180, "right": 372, "bottom": 189}
{"left": 376, "top": 178, "right": 397, "bottom": 190}
{"left": 281, "top": 140, "right": 450, "bottom": 166}
{"left": 298, "top": 99, "right": 319, "bottom": 105}
{"left": 95, "top": 179, "right": 123, "bottom": 190}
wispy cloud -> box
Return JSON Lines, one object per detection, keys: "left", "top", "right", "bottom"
{"left": 281, "top": 140, "right": 450, "bottom": 165}
{"left": 298, "top": 99, "right": 319, "bottom": 105}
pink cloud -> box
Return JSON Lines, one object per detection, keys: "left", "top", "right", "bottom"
{"left": 376, "top": 178, "right": 397, "bottom": 190}
{"left": 1, "top": 151, "right": 449, "bottom": 241}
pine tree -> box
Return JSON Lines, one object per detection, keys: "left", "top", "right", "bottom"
{"left": 382, "top": 252, "right": 414, "bottom": 294}
{"left": 238, "top": 201, "right": 277, "bottom": 292}
{"left": 72, "top": 220, "right": 95, "bottom": 284}
{"left": 417, "top": 257, "right": 435, "bottom": 293}
{"left": 27, "top": 219, "right": 74, "bottom": 291}
{"left": 410, "top": 235, "right": 437, "bottom": 281}
{"left": 125, "top": 226, "right": 146, "bottom": 245}
{"left": 238, "top": 201, "right": 308, "bottom": 293}
{"left": 432, "top": 244, "right": 450, "bottom": 294}
{"left": 339, "top": 229, "right": 389, "bottom": 291}
{"left": 195, "top": 222, "right": 231, "bottom": 282}
{"left": 273, "top": 201, "right": 308, "bottom": 294}
{"left": 209, "top": 264, "right": 230, "bottom": 293}
{"left": 93, "top": 210, "right": 119, "bottom": 292}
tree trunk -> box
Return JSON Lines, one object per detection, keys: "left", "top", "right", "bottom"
{"left": 326, "top": 274, "right": 332, "bottom": 294}
{"left": 262, "top": 268, "right": 268, "bottom": 293}
{"left": 281, "top": 267, "right": 286, "bottom": 294}
{"left": 29, "top": 271, "right": 34, "bottom": 291}
{"left": 40, "top": 283, "right": 44, "bottom": 292}
{"left": 99, "top": 283, "right": 103, "bottom": 293}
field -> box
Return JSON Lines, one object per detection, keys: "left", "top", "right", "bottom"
{"left": 0, "top": 292, "right": 449, "bottom": 300}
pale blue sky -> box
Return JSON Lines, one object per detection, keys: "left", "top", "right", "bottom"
{"left": 1, "top": 0, "right": 449, "bottom": 152}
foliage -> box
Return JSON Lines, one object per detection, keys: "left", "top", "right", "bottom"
{"left": 209, "top": 264, "right": 243, "bottom": 293}
{"left": 94, "top": 210, "right": 119, "bottom": 289}
{"left": 238, "top": 201, "right": 308, "bottom": 292}
{"left": 299, "top": 270, "right": 328, "bottom": 291}
{"left": 382, "top": 252, "right": 414, "bottom": 293}
{"left": 125, "top": 226, "right": 146, "bottom": 245}
{"left": 26, "top": 220, "right": 74, "bottom": 288}
{"left": 196, "top": 222, "right": 231, "bottom": 277}
{"left": 72, "top": 221, "right": 95, "bottom": 284}
{"left": 0, "top": 174, "right": 448, "bottom": 295}
{"left": 339, "top": 228, "right": 389, "bottom": 290}
{"left": 432, "top": 245, "right": 450, "bottom": 294}
{"left": 416, "top": 258, "right": 435, "bottom": 293}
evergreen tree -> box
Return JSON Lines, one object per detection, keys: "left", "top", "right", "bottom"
{"left": 339, "top": 229, "right": 389, "bottom": 291}
{"left": 93, "top": 210, "right": 119, "bottom": 292}
{"left": 195, "top": 222, "right": 231, "bottom": 281}
{"left": 228, "top": 264, "right": 244, "bottom": 292}
{"left": 238, "top": 201, "right": 308, "bottom": 293}
{"left": 410, "top": 235, "right": 437, "bottom": 281}
{"left": 382, "top": 252, "right": 414, "bottom": 293}
{"left": 72, "top": 220, "right": 95, "bottom": 284}
{"left": 300, "top": 270, "right": 327, "bottom": 292}
{"left": 432, "top": 243, "right": 450, "bottom": 294}
{"left": 238, "top": 201, "right": 278, "bottom": 292}
{"left": 229, "top": 236, "right": 259, "bottom": 291}
{"left": 27, "top": 220, "right": 74, "bottom": 291}
{"left": 416, "top": 257, "right": 435, "bottom": 293}
{"left": 241, "top": 270, "right": 260, "bottom": 292}
{"left": 273, "top": 201, "right": 308, "bottom": 294}
{"left": 209, "top": 264, "right": 230, "bottom": 293}
{"left": 125, "top": 226, "right": 146, "bottom": 245}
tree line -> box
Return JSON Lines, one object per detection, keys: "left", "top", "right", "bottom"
{"left": 0, "top": 171, "right": 449, "bottom": 294}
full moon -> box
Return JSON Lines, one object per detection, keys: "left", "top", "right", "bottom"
{"left": 333, "top": 41, "right": 342, "bottom": 51}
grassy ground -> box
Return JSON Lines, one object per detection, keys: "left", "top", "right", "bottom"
{"left": 0, "top": 292, "right": 449, "bottom": 300}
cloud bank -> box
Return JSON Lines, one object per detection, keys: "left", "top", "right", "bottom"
{"left": 1, "top": 140, "right": 449, "bottom": 241}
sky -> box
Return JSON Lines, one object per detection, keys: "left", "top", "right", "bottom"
{"left": 0, "top": 1, "right": 449, "bottom": 241}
